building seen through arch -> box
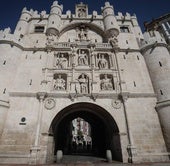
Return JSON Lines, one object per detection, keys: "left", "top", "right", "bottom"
{"left": 0, "top": 1, "right": 170, "bottom": 165}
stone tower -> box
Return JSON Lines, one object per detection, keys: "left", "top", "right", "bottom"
{"left": 0, "top": 1, "right": 169, "bottom": 165}
{"left": 102, "top": 2, "right": 119, "bottom": 38}
{"left": 141, "top": 30, "right": 170, "bottom": 152}
{"left": 46, "top": 1, "right": 63, "bottom": 36}
{"left": 14, "top": 7, "right": 32, "bottom": 36}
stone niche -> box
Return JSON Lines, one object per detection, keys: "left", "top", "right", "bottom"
{"left": 96, "top": 53, "right": 110, "bottom": 69}
{"left": 76, "top": 49, "right": 90, "bottom": 67}
{"left": 100, "top": 74, "right": 114, "bottom": 91}
{"left": 75, "top": 3, "right": 88, "bottom": 18}
{"left": 54, "top": 52, "right": 69, "bottom": 69}
{"left": 53, "top": 73, "right": 67, "bottom": 91}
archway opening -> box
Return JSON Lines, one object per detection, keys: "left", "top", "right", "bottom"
{"left": 71, "top": 118, "right": 92, "bottom": 155}
{"left": 49, "top": 102, "right": 122, "bottom": 162}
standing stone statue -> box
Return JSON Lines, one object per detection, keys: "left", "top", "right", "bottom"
{"left": 98, "top": 54, "right": 108, "bottom": 69}
{"left": 78, "top": 74, "right": 88, "bottom": 94}
{"left": 47, "top": 33, "right": 55, "bottom": 45}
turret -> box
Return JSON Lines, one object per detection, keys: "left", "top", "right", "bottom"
{"left": 141, "top": 30, "right": 170, "bottom": 152}
{"left": 101, "top": 2, "right": 119, "bottom": 38}
{"left": 14, "top": 7, "right": 32, "bottom": 36}
{"left": 46, "top": 1, "right": 63, "bottom": 36}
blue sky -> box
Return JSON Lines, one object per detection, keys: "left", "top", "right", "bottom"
{"left": 0, "top": 0, "right": 170, "bottom": 32}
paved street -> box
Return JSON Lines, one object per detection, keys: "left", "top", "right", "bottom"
{"left": 0, "top": 155, "right": 170, "bottom": 166}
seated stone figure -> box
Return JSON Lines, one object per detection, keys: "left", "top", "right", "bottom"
{"left": 56, "top": 54, "right": 68, "bottom": 69}
{"left": 54, "top": 75, "right": 66, "bottom": 90}
{"left": 78, "top": 50, "right": 88, "bottom": 66}
{"left": 100, "top": 74, "right": 113, "bottom": 90}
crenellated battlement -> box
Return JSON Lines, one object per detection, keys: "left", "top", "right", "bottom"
{"left": 140, "top": 31, "right": 167, "bottom": 51}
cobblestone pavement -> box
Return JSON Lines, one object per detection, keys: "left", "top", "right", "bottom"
{"left": 0, "top": 155, "right": 170, "bottom": 166}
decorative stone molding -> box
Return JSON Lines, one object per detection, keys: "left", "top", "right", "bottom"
{"left": 118, "top": 92, "right": 130, "bottom": 102}
{"left": 155, "top": 100, "right": 170, "bottom": 111}
{"left": 36, "top": 92, "right": 47, "bottom": 101}
{"left": 127, "top": 144, "right": 137, "bottom": 163}
{"left": 0, "top": 95, "right": 10, "bottom": 108}
{"left": 112, "top": 99, "right": 121, "bottom": 109}
{"left": 44, "top": 98, "right": 56, "bottom": 110}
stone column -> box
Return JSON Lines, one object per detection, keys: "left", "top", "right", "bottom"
{"left": 29, "top": 92, "right": 47, "bottom": 165}
{"left": 88, "top": 43, "right": 96, "bottom": 68}
{"left": 166, "top": 22, "right": 170, "bottom": 29}
{"left": 91, "top": 53, "right": 95, "bottom": 68}
{"left": 114, "top": 49, "right": 136, "bottom": 163}
{"left": 161, "top": 23, "right": 167, "bottom": 30}
{"left": 70, "top": 43, "right": 77, "bottom": 68}
{"left": 120, "top": 93, "right": 137, "bottom": 163}
{"left": 109, "top": 53, "right": 114, "bottom": 69}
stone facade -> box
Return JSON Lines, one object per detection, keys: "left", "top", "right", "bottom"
{"left": 144, "top": 13, "right": 170, "bottom": 45}
{"left": 0, "top": 1, "right": 169, "bottom": 164}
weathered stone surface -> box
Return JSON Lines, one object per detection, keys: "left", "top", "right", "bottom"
{"left": 0, "top": 1, "right": 169, "bottom": 165}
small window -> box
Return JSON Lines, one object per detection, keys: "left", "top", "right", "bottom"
{"left": 34, "top": 26, "right": 45, "bottom": 33}
{"left": 3, "top": 88, "right": 6, "bottom": 94}
{"left": 120, "top": 26, "right": 130, "bottom": 33}
{"left": 3, "top": 60, "right": 6, "bottom": 65}
{"left": 29, "top": 79, "right": 32, "bottom": 85}
{"left": 160, "top": 90, "right": 163, "bottom": 95}
{"left": 159, "top": 61, "right": 162, "bottom": 67}
{"left": 133, "top": 81, "right": 136, "bottom": 87}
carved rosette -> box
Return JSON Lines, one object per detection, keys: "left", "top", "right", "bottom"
{"left": 112, "top": 99, "right": 121, "bottom": 109}
{"left": 44, "top": 98, "right": 56, "bottom": 110}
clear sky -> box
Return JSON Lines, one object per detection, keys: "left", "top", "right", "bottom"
{"left": 0, "top": 0, "right": 170, "bottom": 32}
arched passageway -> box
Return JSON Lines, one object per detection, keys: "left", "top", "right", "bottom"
{"left": 49, "top": 102, "right": 122, "bottom": 162}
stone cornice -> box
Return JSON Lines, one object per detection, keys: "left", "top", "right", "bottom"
{"left": 140, "top": 42, "right": 168, "bottom": 54}
{"left": 155, "top": 99, "right": 170, "bottom": 110}
{"left": 0, "top": 40, "right": 141, "bottom": 53}
{"left": 0, "top": 99, "right": 10, "bottom": 108}
{"left": 9, "top": 91, "right": 156, "bottom": 100}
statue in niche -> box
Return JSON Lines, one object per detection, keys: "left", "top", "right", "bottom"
{"left": 98, "top": 54, "right": 108, "bottom": 69}
{"left": 54, "top": 75, "right": 66, "bottom": 90}
{"left": 77, "top": 74, "right": 89, "bottom": 94}
{"left": 109, "top": 36, "right": 118, "bottom": 48}
{"left": 46, "top": 33, "right": 55, "bottom": 45}
{"left": 78, "top": 50, "right": 88, "bottom": 66}
{"left": 100, "top": 74, "right": 113, "bottom": 91}
{"left": 78, "top": 28, "right": 88, "bottom": 41}
{"left": 56, "top": 53, "right": 68, "bottom": 69}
